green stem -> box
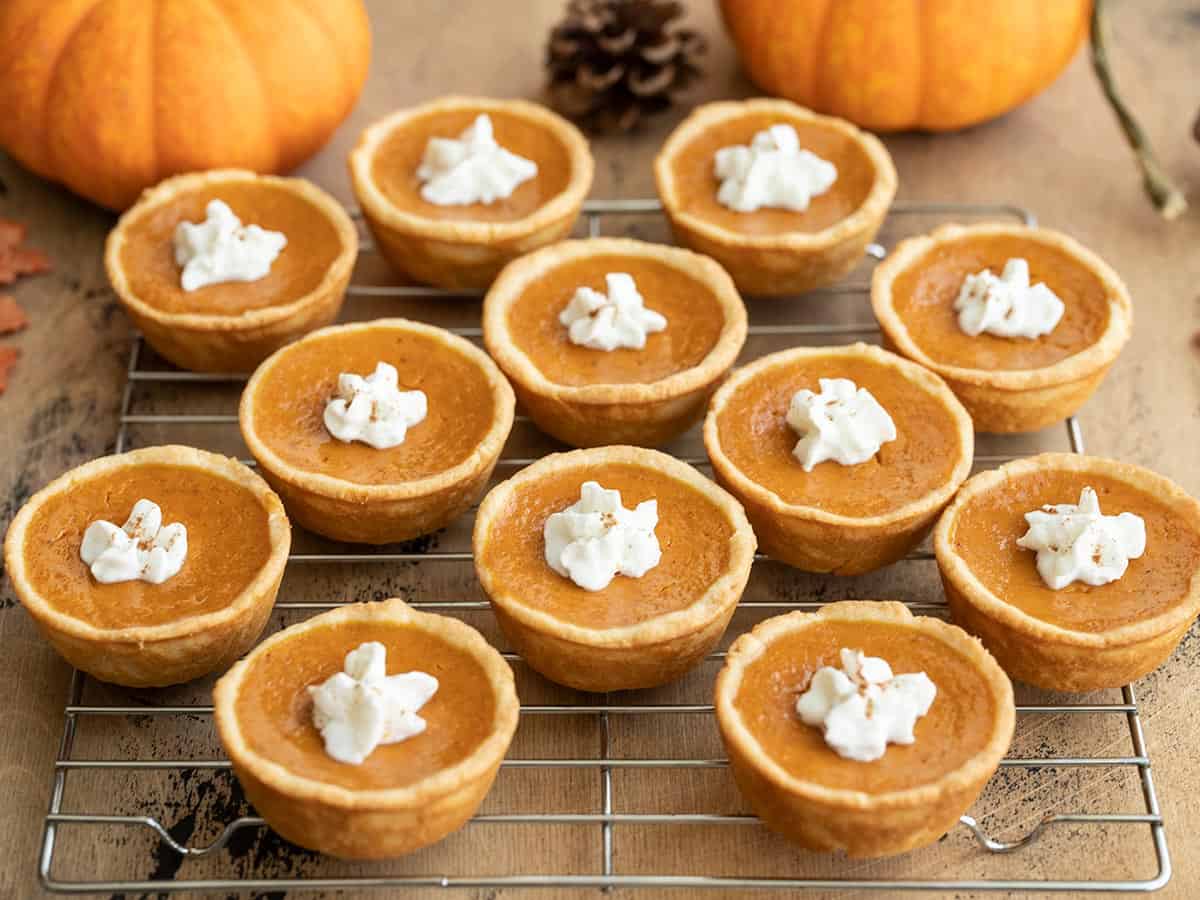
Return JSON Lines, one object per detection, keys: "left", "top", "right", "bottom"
{"left": 1089, "top": 0, "right": 1187, "bottom": 220}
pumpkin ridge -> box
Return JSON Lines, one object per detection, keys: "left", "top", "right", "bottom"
{"left": 286, "top": 0, "right": 350, "bottom": 102}
{"left": 37, "top": 0, "right": 106, "bottom": 181}
{"left": 205, "top": 0, "right": 280, "bottom": 171}
{"left": 811, "top": 0, "right": 836, "bottom": 115}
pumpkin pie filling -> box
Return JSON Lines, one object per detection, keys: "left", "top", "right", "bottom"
{"left": 947, "top": 470, "right": 1200, "bottom": 633}
{"left": 232, "top": 619, "right": 496, "bottom": 792}
{"left": 369, "top": 107, "right": 574, "bottom": 224}
{"left": 666, "top": 114, "right": 877, "bottom": 236}
{"left": 477, "top": 462, "right": 735, "bottom": 629}
{"left": 505, "top": 254, "right": 726, "bottom": 386}
{"left": 21, "top": 464, "right": 272, "bottom": 630}
{"left": 248, "top": 328, "right": 498, "bottom": 486}
{"left": 117, "top": 182, "right": 344, "bottom": 317}
{"left": 890, "top": 235, "right": 1112, "bottom": 371}
{"left": 733, "top": 620, "right": 997, "bottom": 794}
{"left": 713, "top": 355, "right": 964, "bottom": 518}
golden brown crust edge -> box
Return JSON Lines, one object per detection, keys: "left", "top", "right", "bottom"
{"left": 714, "top": 601, "right": 1015, "bottom": 858}
{"left": 239, "top": 318, "right": 516, "bottom": 545}
{"left": 482, "top": 237, "right": 749, "bottom": 448}
{"left": 105, "top": 169, "right": 358, "bottom": 373}
{"left": 654, "top": 99, "right": 898, "bottom": 297}
{"left": 472, "top": 445, "right": 756, "bottom": 691}
{"left": 213, "top": 599, "right": 519, "bottom": 859}
{"left": 934, "top": 453, "right": 1200, "bottom": 691}
{"left": 3, "top": 445, "right": 291, "bottom": 687}
{"left": 703, "top": 343, "right": 975, "bottom": 575}
{"left": 348, "top": 96, "right": 595, "bottom": 290}
{"left": 871, "top": 223, "right": 1133, "bottom": 432}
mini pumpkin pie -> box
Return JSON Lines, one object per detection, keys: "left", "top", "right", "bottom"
{"left": 704, "top": 343, "right": 973, "bottom": 575}
{"left": 654, "top": 99, "right": 897, "bottom": 297}
{"left": 106, "top": 169, "right": 358, "bottom": 373}
{"left": 473, "top": 445, "right": 755, "bottom": 692}
{"left": 240, "top": 319, "right": 515, "bottom": 545}
{"left": 482, "top": 237, "right": 747, "bottom": 448}
{"left": 213, "top": 598, "right": 519, "bottom": 859}
{"left": 935, "top": 453, "right": 1200, "bottom": 691}
{"left": 349, "top": 96, "right": 594, "bottom": 290}
{"left": 3, "top": 445, "right": 289, "bottom": 687}
{"left": 715, "top": 601, "right": 1014, "bottom": 858}
{"left": 872, "top": 223, "right": 1133, "bottom": 433}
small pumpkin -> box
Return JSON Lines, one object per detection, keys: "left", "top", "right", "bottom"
{"left": 0, "top": 0, "right": 371, "bottom": 210}
{"left": 719, "top": 0, "right": 1090, "bottom": 133}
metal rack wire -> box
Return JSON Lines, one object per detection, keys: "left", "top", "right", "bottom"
{"left": 36, "top": 200, "right": 1170, "bottom": 893}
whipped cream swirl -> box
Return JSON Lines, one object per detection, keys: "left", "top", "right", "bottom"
{"left": 954, "top": 258, "right": 1065, "bottom": 340}
{"left": 80, "top": 499, "right": 188, "bottom": 585}
{"left": 559, "top": 273, "right": 667, "bottom": 351}
{"left": 308, "top": 641, "right": 439, "bottom": 765}
{"left": 786, "top": 378, "right": 897, "bottom": 472}
{"left": 714, "top": 123, "right": 838, "bottom": 214}
{"left": 173, "top": 199, "right": 287, "bottom": 292}
{"left": 417, "top": 113, "right": 538, "bottom": 206}
{"left": 323, "top": 362, "right": 428, "bottom": 450}
{"left": 543, "top": 481, "right": 661, "bottom": 591}
{"left": 1016, "top": 486, "right": 1146, "bottom": 590}
{"left": 796, "top": 648, "right": 937, "bottom": 763}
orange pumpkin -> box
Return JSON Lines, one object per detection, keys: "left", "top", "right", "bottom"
{"left": 719, "top": 0, "right": 1090, "bottom": 132}
{"left": 0, "top": 0, "right": 371, "bottom": 210}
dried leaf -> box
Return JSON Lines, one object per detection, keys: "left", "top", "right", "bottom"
{"left": 0, "top": 218, "right": 52, "bottom": 285}
{"left": 0, "top": 345, "right": 18, "bottom": 395}
{"left": 0, "top": 295, "right": 28, "bottom": 334}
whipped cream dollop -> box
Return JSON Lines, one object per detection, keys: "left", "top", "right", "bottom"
{"left": 308, "top": 641, "right": 439, "bottom": 765}
{"left": 714, "top": 123, "right": 838, "bottom": 214}
{"left": 786, "top": 378, "right": 897, "bottom": 472}
{"left": 558, "top": 272, "right": 667, "bottom": 351}
{"left": 172, "top": 199, "right": 287, "bottom": 292}
{"left": 323, "top": 362, "right": 428, "bottom": 450}
{"left": 1016, "top": 486, "right": 1146, "bottom": 590}
{"left": 796, "top": 648, "right": 937, "bottom": 763}
{"left": 79, "top": 499, "right": 187, "bottom": 585}
{"left": 954, "top": 258, "right": 1065, "bottom": 340}
{"left": 543, "top": 481, "right": 661, "bottom": 592}
{"left": 417, "top": 113, "right": 538, "bottom": 206}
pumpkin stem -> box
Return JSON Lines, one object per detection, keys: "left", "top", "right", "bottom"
{"left": 1090, "top": 0, "right": 1187, "bottom": 220}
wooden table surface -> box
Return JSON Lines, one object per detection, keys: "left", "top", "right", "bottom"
{"left": 2, "top": 1, "right": 1198, "bottom": 897}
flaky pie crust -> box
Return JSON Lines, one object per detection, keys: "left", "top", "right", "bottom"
{"left": 654, "top": 99, "right": 897, "bottom": 297}
{"left": 239, "top": 318, "right": 515, "bottom": 545}
{"left": 349, "top": 96, "right": 594, "bottom": 290}
{"left": 871, "top": 223, "right": 1133, "bottom": 433}
{"left": 482, "top": 237, "right": 748, "bottom": 447}
{"left": 105, "top": 169, "right": 358, "bottom": 373}
{"left": 213, "top": 598, "right": 520, "bottom": 859}
{"left": 715, "top": 601, "right": 1015, "bottom": 858}
{"left": 703, "top": 343, "right": 974, "bottom": 575}
{"left": 934, "top": 453, "right": 1200, "bottom": 691}
{"left": 472, "top": 445, "right": 756, "bottom": 692}
{"left": 3, "top": 445, "right": 291, "bottom": 687}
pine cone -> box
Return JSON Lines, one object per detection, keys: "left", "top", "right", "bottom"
{"left": 546, "top": 0, "right": 705, "bottom": 134}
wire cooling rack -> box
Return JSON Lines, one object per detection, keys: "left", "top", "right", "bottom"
{"left": 36, "top": 200, "right": 1170, "bottom": 894}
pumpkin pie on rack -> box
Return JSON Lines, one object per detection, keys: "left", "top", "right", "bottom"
{"left": 3, "top": 445, "right": 290, "bottom": 687}
{"left": 239, "top": 318, "right": 515, "bottom": 545}
{"left": 704, "top": 343, "right": 973, "bottom": 575}
{"left": 349, "top": 96, "right": 594, "bottom": 290}
{"left": 473, "top": 445, "right": 756, "bottom": 692}
{"left": 654, "top": 98, "right": 897, "bottom": 297}
{"left": 871, "top": 223, "right": 1133, "bottom": 433}
{"left": 715, "top": 601, "right": 1014, "bottom": 858}
{"left": 106, "top": 169, "right": 358, "bottom": 373}
{"left": 935, "top": 453, "right": 1200, "bottom": 691}
{"left": 214, "top": 598, "right": 519, "bottom": 858}
{"left": 482, "top": 237, "right": 747, "bottom": 448}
